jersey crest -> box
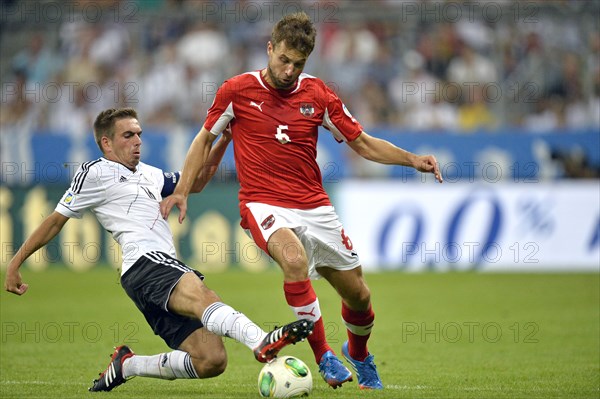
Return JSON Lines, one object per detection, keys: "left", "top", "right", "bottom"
{"left": 300, "top": 103, "right": 315, "bottom": 118}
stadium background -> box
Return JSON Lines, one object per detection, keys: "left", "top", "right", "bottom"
{"left": 1, "top": 0, "right": 598, "bottom": 272}
{"left": 1, "top": 1, "right": 599, "bottom": 398}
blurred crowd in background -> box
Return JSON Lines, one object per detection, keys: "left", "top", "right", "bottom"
{"left": 1, "top": 0, "right": 599, "bottom": 138}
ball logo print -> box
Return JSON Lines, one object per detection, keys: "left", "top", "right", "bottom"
{"left": 258, "top": 356, "right": 312, "bottom": 398}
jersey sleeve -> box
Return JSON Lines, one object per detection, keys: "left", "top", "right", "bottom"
{"left": 160, "top": 171, "right": 180, "bottom": 197}
{"left": 322, "top": 85, "right": 363, "bottom": 143}
{"left": 55, "top": 161, "right": 105, "bottom": 219}
{"left": 204, "top": 80, "right": 235, "bottom": 136}
{"left": 142, "top": 164, "right": 180, "bottom": 198}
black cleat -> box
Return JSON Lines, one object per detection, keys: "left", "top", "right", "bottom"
{"left": 89, "top": 345, "right": 134, "bottom": 392}
{"left": 254, "top": 319, "right": 314, "bottom": 363}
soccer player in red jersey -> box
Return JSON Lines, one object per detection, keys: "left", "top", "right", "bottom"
{"left": 161, "top": 12, "right": 442, "bottom": 390}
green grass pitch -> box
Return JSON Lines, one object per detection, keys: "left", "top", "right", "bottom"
{"left": 1, "top": 268, "right": 598, "bottom": 398}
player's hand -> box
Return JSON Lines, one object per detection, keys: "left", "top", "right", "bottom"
{"left": 160, "top": 193, "right": 188, "bottom": 224}
{"left": 415, "top": 155, "right": 443, "bottom": 183}
{"left": 5, "top": 268, "right": 29, "bottom": 296}
{"left": 222, "top": 124, "right": 233, "bottom": 141}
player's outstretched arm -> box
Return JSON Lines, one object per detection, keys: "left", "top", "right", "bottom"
{"left": 189, "top": 127, "right": 232, "bottom": 194}
{"left": 347, "top": 131, "right": 443, "bottom": 183}
{"left": 160, "top": 127, "right": 219, "bottom": 223}
{"left": 4, "top": 211, "right": 69, "bottom": 295}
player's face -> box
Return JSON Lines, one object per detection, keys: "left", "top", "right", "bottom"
{"left": 103, "top": 118, "right": 142, "bottom": 171}
{"left": 265, "top": 41, "right": 307, "bottom": 89}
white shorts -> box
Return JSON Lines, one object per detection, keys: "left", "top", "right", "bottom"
{"left": 241, "top": 203, "right": 361, "bottom": 280}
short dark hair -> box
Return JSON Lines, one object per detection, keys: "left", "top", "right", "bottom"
{"left": 271, "top": 11, "right": 316, "bottom": 57}
{"left": 93, "top": 108, "right": 138, "bottom": 153}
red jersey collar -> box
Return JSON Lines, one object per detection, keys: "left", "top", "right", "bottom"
{"left": 259, "top": 69, "right": 299, "bottom": 96}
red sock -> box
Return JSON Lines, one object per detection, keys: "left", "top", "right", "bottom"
{"left": 342, "top": 302, "right": 374, "bottom": 361}
{"left": 284, "top": 280, "right": 331, "bottom": 363}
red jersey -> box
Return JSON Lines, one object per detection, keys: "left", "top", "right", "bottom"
{"left": 204, "top": 71, "right": 363, "bottom": 209}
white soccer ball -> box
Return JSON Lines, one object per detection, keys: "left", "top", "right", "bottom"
{"left": 257, "top": 356, "right": 313, "bottom": 398}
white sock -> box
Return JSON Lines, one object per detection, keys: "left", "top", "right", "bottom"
{"left": 122, "top": 351, "right": 198, "bottom": 380}
{"left": 201, "top": 302, "right": 267, "bottom": 350}
{"left": 289, "top": 298, "right": 322, "bottom": 324}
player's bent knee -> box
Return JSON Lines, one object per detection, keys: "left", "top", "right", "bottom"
{"left": 345, "top": 286, "right": 371, "bottom": 309}
{"left": 280, "top": 265, "right": 309, "bottom": 281}
{"left": 196, "top": 359, "right": 227, "bottom": 378}
{"left": 191, "top": 351, "right": 228, "bottom": 378}
{"left": 201, "top": 286, "right": 221, "bottom": 303}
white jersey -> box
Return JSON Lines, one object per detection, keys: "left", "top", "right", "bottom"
{"left": 55, "top": 158, "right": 180, "bottom": 275}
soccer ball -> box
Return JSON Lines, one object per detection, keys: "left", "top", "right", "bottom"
{"left": 257, "top": 356, "right": 313, "bottom": 398}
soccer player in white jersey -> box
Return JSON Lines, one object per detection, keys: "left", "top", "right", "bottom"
{"left": 4, "top": 108, "right": 314, "bottom": 392}
{"left": 161, "top": 12, "right": 443, "bottom": 390}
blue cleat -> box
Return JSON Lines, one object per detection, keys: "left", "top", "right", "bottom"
{"left": 318, "top": 350, "right": 353, "bottom": 388}
{"left": 342, "top": 341, "right": 383, "bottom": 390}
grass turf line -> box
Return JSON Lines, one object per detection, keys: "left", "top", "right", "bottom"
{"left": 0, "top": 268, "right": 598, "bottom": 398}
